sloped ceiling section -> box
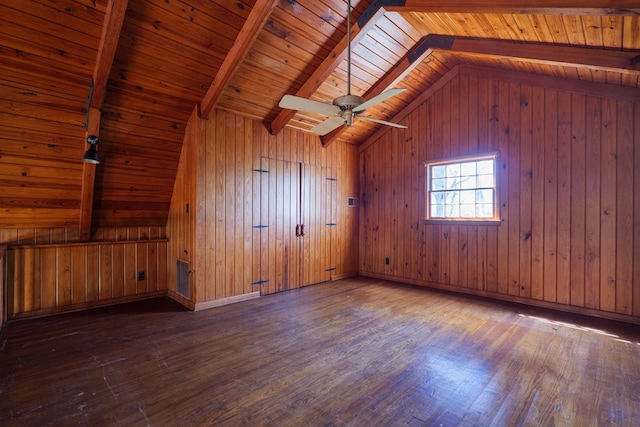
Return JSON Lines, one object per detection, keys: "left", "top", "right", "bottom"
{"left": 1, "top": 0, "right": 639, "bottom": 231}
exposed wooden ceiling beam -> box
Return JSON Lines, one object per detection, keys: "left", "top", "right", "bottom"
{"left": 79, "top": 0, "right": 128, "bottom": 242}
{"left": 388, "top": 0, "right": 640, "bottom": 15}
{"left": 432, "top": 35, "right": 640, "bottom": 74}
{"left": 268, "top": 2, "right": 389, "bottom": 135}
{"left": 79, "top": 108, "right": 101, "bottom": 242}
{"left": 90, "top": 0, "right": 128, "bottom": 109}
{"left": 199, "top": 0, "right": 280, "bottom": 120}
{"left": 321, "top": 35, "right": 437, "bottom": 147}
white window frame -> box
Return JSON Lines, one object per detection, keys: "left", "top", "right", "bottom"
{"left": 425, "top": 152, "right": 501, "bottom": 224}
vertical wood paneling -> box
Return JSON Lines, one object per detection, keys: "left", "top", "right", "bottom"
{"left": 6, "top": 240, "right": 167, "bottom": 319}
{"left": 57, "top": 246, "right": 72, "bottom": 307}
{"left": 556, "top": 91, "right": 572, "bottom": 305}
{"left": 600, "top": 98, "right": 617, "bottom": 313}
{"left": 86, "top": 245, "right": 99, "bottom": 302}
{"left": 584, "top": 97, "right": 602, "bottom": 310}
{"left": 71, "top": 246, "right": 85, "bottom": 304}
{"left": 507, "top": 82, "right": 521, "bottom": 297}
{"left": 530, "top": 86, "right": 545, "bottom": 302}
{"left": 41, "top": 248, "right": 56, "bottom": 309}
{"left": 166, "top": 108, "right": 357, "bottom": 304}
{"left": 543, "top": 89, "right": 558, "bottom": 303}
{"left": 616, "top": 102, "right": 634, "bottom": 315}
{"left": 467, "top": 77, "right": 479, "bottom": 289}
{"left": 634, "top": 104, "right": 640, "bottom": 317}
{"left": 359, "top": 68, "right": 640, "bottom": 322}
{"left": 485, "top": 80, "right": 499, "bottom": 292}
{"left": 497, "top": 80, "right": 510, "bottom": 295}
{"left": 519, "top": 85, "right": 533, "bottom": 299}
{"left": 570, "top": 94, "right": 586, "bottom": 308}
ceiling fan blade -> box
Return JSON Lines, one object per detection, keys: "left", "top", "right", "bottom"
{"left": 353, "top": 88, "right": 406, "bottom": 113}
{"left": 310, "top": 116, "right": 345, "bottom": 135}
{"left": 279, "top": 94, "right": 341, "bottom": 116}
{"left": 358, "top": 115, "right": 407, "bottom": 129}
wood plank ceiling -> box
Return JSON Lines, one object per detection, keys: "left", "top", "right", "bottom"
{"left": 1, "top": 0, "right": 639, "bottom": 230}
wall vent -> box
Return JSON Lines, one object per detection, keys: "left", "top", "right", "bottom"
{"left": 176, "top": 260, "right": 190, "bottom": 298}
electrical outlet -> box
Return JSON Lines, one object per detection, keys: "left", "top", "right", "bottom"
{"left": 138, "top": 271, "right": 145, "bottom": 280}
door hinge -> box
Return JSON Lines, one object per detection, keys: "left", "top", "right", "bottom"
{"left": 325, "top": 267, "right": 336, "bottom": 272}
{"left": 326, "top": 177, "right": 337, "bottom": 181}
{"left": 251, "top": 279, "right": 269, "bottom": 285}
{"left": 325, "top": 223, "right": 337, "bottom": 226}
{"left": 252, "top": 224, "right": 269, "bottom": 229}
{"left": 253, "top": 168, "right": 269, "bottom": 173}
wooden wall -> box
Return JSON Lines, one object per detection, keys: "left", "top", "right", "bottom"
{"left": 1, "top": 226, "right": 167, "bottom": 320}
{"left": 167, "top": 108, "right": 359, "bottom": 308}
{"left": 0, "top": 246, "right": 5, "bottom": 328}
{"left": 0, "top": 226, "right": 166, "bottom": 246}
{"left": 360, "top": 66, "right": 640, "bottom": 323}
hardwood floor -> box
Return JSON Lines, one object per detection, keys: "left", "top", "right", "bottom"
{"left": 1, "top": 277, "right": 639, "bottom": 426}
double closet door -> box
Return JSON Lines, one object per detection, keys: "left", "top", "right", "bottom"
{"left": 259, "top": 157, "right": 334, "bottom": 295}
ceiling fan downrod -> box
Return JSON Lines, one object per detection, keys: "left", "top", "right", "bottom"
{"left": 334, "top": 0, "right": 365, "bottom": 122}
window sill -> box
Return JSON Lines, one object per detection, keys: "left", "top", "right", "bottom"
{"left": 423, "top": 219, "right": 503, "bottom": 226}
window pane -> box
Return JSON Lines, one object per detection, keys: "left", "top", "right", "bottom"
{"left": 460, "top": 204, "right": 475, "bottom": 217}
{"left": 432, "top": 178, "right": 446, "bottom": 191}
{"left": 432, "top": 165, "right": 446, "bottom": 178}
{"left": 460, "top": 175, "right": 476, "bottom": 189}
{"left": 477, "top": 174, "right": 494, "bottom": 188}
{"left": 432, "top": 205, "right": 445, "bottom": 217}
{"left": 446, "top": 164, "right": 460, "bottom": 177}
{"left": 446, "top": 176, "right": 461, "bottom": 189}
{"left": 431, "top": 192, "right": 445, "bottom": 204}
{"left": 460, "top": 162, "right": 476, "bottom": 176}
{"left": 476, "top": 189, "right": 493, "bottom": 204}
{"left": 460, "top": 190, "right": 475, "bottom": 204}
{"left": 444, "top": 191, "right": 458, "bottom": 204}
{"left": 446, "top": 204, "right": 460, "bottom": 218}
{"left": 477, "top": 159, "right": 494, "bottom": 174}
{"left": 476, "top": 204, "right": 494, "bottom": 218}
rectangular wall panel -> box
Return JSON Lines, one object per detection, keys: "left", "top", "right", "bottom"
{"left": 5, "top": 240, "right": 168, "bottom": 319}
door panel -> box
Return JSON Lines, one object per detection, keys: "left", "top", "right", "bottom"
{"left": 261, "top": 158, "right": 300, "bottom": 295}
{"left": 259, "top": 158, "right": 333, "bottom": 295}
{"left": 300, "top": 163, "right": 333, "bottom": 286}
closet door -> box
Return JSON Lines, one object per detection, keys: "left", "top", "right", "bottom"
{"left": 260, "top": 157, "right": 301, "bottom": 295}
{"left": 300, "top": 163, "right": 333, "bottom": 286}
{"left": 259, "top": 158, "right": 334, "bottom": 295}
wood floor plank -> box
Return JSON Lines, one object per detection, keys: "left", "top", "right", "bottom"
{"left": 1, "top": 277, "right": 639, "bottom": 426}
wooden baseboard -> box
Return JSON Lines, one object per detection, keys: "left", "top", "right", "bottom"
{"left": 167, "top": 290, "right": 196, "bottom": 310}
{"left": 7, "top": 290, "right": 168, "bottom": 321}
{"left": 331, "top": 271, "right": 358, "bottom": 281}
{"left": 194, "top": 291, "right": 260, "bottom": 311}
{"left": 359, "top": 271, "right": 640, "bottom": 325}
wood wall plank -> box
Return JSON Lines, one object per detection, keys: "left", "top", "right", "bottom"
{"left": 635, "top": 103, "right": 640, "bottom": 317}
{"left": 600, "top": 98, "right": 617, "bottom": 313}
{"left": 5, "top": 240, "right": 168, "bottom": 319}
{"left": 359, "top": 67, "right": 640, "bottom": 322}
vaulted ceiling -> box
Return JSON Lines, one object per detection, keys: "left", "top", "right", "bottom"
{"left": 1, "top": 0, "right": 639, "bottom": 232}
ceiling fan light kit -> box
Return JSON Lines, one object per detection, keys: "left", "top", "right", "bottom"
{"left": 278, "top": 0, "right": 406, "bottom": 136}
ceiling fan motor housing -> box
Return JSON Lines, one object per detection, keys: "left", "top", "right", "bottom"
{"left": 334, "top": 94, "right": 366, "bottom": 126}
{"left": 333, "top": 94, "right": 366, "bottom": 110}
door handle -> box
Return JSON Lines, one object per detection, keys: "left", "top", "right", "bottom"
{"left": 295, "top": 224, "right": 300, "bottom": 237}
{"left": 300, "top": 224, "right": 305, "bottom": 237}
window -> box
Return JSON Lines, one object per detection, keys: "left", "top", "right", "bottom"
{"left": 425, "top": 152, "right": 500, "bottom": 222}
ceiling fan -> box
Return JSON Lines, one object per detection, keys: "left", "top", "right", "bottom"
{"left": 278, "top": 0, "right": 407, "bottom": 136}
